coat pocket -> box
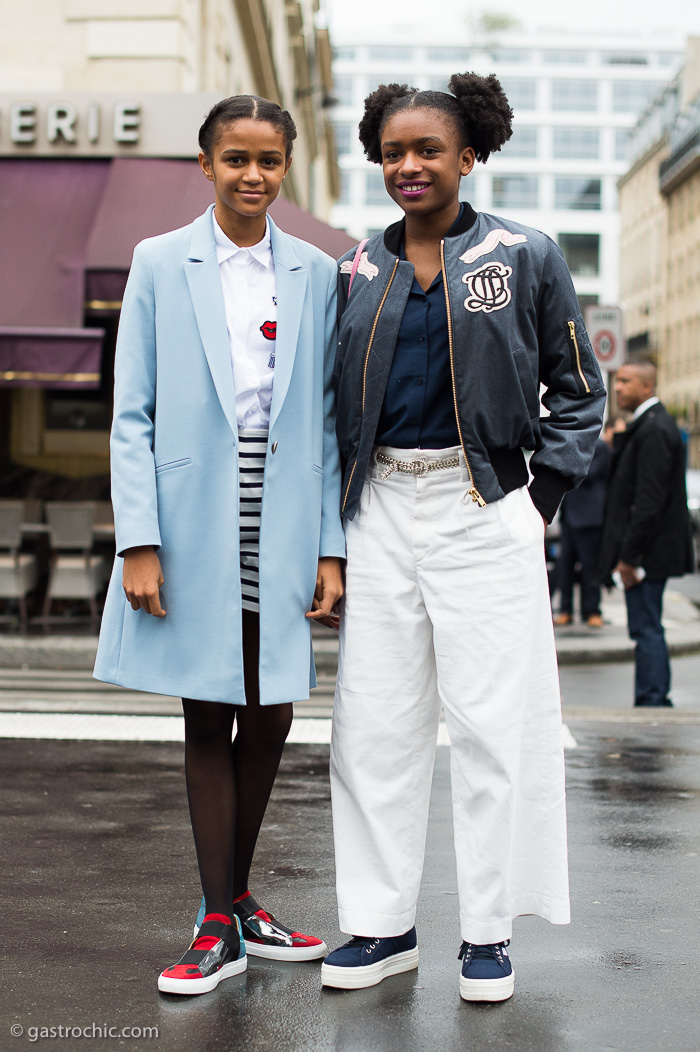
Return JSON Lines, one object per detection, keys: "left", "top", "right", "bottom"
{"left": 155, "top": 457, "right": 192, "bottom": 474}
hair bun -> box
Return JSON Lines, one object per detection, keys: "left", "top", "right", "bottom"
{"left": 447, "top": 72, "right": 513, "bottom": 162}
{"left": 359, "top": 83, "right": 415, "bottom": 164}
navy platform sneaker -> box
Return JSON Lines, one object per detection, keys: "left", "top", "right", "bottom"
{"left": 458, "top": 940, "right": 514, "bottom": 1002}
{"left": 321, "top": 928, "right": 419, "bottom": 990}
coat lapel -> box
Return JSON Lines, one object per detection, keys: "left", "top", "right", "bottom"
{"left": 269, "top": 218, "right": 307, "bottom": 432}
{"left": 184, "top": 207, "right": 239, "bottom": 440}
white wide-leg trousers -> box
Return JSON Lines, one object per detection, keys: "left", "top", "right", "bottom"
{"left": 330, "top": 447, "right": 570, "bottom": 945}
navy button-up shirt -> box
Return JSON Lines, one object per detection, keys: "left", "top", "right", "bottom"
{"left": 375, "top": 210, "right": 462, "bottom": 449}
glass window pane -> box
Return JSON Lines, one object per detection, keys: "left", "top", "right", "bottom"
{"left": 552, "top": 127, "right": 600, "bottom": 159}
{"left": 603, "top": 53, "right": 648, "bottom": 65}
{"left": 612, "top": 80, "right": 665, "bottom": 113}
{"left": 333, "top": 48, "right": 355, "bottom": 61}
{"left": 551, "top": 79, "right": 598, "bottom": 112}
{"left": 615, "top": 128, "right": 630, "bottom": 161}
{"left": 333, "top": 75, "right": 353, "bottom": 106}
{"left": 500, "top": 78, "right": 537, "bottom": 111}
{"left": 366, "top": 169, "right": 387, "bottom": 204}
{"left": 490, "top": 49, "right": 529, "bottom": 63}
{"left": 368, "top": 46, "right": 413, "bottom": 62}
{"left": 554, "top": 177, "right": 602, "bottom": 210}
{"left": 504, "top": 125, "right": 538, "bottom": 158}
{"left": 337, "top": 171, "right": 350, "bottom": 205}
{"left": 492, "top": 175, "right": 538, "bottom": 209}
{"left": 543, "top": 50, "right": 587, "bottom": 64}
{"left": 558, "top": 233, "right": 600, "bottom": 275}
{"left": 428, "top": 77, "right": 449, "bottom": 93}
{"left": 334, "top": 122, "right": 353, "bottom": 156}
{"left": 427, "top": 48, "right": 470, "bottom": 63}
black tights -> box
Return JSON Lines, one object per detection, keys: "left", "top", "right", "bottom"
{"left": 182, "top": 611, "right": 293, "bottom": 917}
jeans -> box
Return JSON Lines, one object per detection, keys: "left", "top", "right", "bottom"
{"left": 556, "top": 524, "right": 602, "bottom": 619}
{"left": 624, "top": 578, "right": 671, "bottom": 706}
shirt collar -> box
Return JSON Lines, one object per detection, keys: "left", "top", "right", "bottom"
{"left": 212, "top": 211, "right": 273, "bottom": 268}
{"left": 632, "top": 395, "right": 660, "bottom": 421}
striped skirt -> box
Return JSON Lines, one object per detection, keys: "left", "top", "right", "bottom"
{"left": 238, "top": 429, "right": 268, "bottom": 613}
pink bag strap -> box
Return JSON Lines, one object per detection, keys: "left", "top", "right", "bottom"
{"left": 348, "top": 238, "right": 369, "bottom": 295}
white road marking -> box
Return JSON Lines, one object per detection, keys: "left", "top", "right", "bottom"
{"left": 0, "top": 712, "right": 579, "bottom": 749}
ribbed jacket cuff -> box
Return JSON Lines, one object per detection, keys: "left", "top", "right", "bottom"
{"left": 528, "top": 468, "right": 570, "bottom": 525}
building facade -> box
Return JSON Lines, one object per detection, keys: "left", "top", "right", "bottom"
{"left": 330, "top": 32, "right": 685, "bottom": 313}
{"left": 0, "top": 0, "right": 349, "bottom": 483}
{"left": 618, "top": 38, "right": 700, "bottom": 466}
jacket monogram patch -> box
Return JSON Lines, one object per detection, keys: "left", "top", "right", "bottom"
{"left": 462, "top": 262, "right": 513, "bottom": 314}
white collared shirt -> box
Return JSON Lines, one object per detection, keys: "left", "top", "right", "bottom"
{"left": 213, "top": 212, "right": 277, "bottom": 430}
{"left": 632, "top": 396, "right": 660, "bottom": 421}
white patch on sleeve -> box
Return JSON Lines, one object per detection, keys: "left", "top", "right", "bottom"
{"left": 339, "top": 252, "right": 379, "bottom": 281}
{"left": 459, "top": 228, "right": 527, "bottom": 265}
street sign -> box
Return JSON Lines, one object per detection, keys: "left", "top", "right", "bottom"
{"left": 584, "top": 306, "right": 624, "bottom": 372}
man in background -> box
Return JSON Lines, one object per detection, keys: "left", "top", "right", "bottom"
{"left": 597, "top": 361, "right": 694, "bottom": 707}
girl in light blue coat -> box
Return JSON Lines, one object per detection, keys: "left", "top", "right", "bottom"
{"left": 94, "top": 96, "right": 345, "bottom": 995}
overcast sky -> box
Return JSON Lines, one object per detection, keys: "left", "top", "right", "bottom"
{"left": 326, "top": 0, "right": 700, "bottom": 45}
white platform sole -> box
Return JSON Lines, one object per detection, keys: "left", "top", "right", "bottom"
{"left": 459, "top": 970, "right": 515, "bottom": 1002}
{"left": 246, "top": 939, "right": 328, "bottom": 961}
{"left": 321, "top": 947, "right": 419, "bottom": 990}
{"left": 158, "top": 955, "right": 247, "bottom": 995}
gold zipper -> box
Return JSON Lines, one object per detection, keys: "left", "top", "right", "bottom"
{"left": 440, "top": 240, "right": 486, "bottom": 507}
{"left": 568, "top": 320, "right": 591, "bottom": 394}
{"left": 341, "top": 258, "right": 400, "bottom": 512}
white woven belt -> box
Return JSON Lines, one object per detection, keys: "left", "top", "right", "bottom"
{"left": 375, "top": 451, "right": 460, "bottom": 481}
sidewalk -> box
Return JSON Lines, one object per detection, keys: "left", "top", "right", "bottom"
{"left": 1, "top": 585, "right": 699, "bottom": 673}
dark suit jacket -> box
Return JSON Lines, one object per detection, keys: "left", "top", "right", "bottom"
{"left": 597, "top": 402, "right": 694, "bottom": 581}
{"left": 561, "top": 439, "right": 610, "bottom": 530}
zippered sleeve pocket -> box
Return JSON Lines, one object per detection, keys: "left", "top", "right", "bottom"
{"left": 566, "top": 318, "right": 592, "bottom": 395}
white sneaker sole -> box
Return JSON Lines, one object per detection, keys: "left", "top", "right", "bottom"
{"left": 459, "top": 971, "right": 515, "bottom": 1002}
{"left": 321, "top": 947, "right": 419, "bottom": 990}
{"left": 158, "top": 955, "right": 247, "bottom": 995}
{"left": 245, "top": 939, "right": 328, "bottom": 961}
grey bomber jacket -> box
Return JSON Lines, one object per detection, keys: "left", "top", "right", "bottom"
{"left": 333, "top": 203, "right": 607, "bottom": 524}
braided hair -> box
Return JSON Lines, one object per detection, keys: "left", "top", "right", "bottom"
{"left": 358, "top": 73, "right": 513, "bottom": 164}
{"left": 199, "top": 95, "right": 298, "bottom": 160}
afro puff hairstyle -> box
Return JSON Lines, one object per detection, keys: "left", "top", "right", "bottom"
{"left": 357, "top": 72, "right": 513, "bottom": 165}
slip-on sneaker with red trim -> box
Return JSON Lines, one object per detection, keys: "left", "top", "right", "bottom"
{"left": 194, "top": 892, "right": 327, "bottom": 962}
{"left": 158, "top": 914, "right": 247, "bottom": 995}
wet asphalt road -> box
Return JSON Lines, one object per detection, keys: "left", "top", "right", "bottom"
{"left": 2, "top": 692, "right": 700, "bottom": 1052}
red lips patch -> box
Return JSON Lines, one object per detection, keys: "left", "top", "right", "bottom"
{"left": 260, "top": 321, "right": 276, "bottom": 340}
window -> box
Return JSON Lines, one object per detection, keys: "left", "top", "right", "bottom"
{"left": 366, "top": 169, "right": 387, "bottom": 205}
{"left": 333, "top": 47, "right": 355, "bottom": 61}
{"left": 612, "top": 80, "right": 665, "bottom": 113}
{"left": 333, "top": 75, "right": 353, "bottom": 106}
{"left": 337, "top": 171, "right": 350, "bottom": 205}
{"left": 428, "top": 77, "right": 449, "bottom": 93}
{"left": 577, "top": 294, "right": 599, "bottom": 313}
{"left": 334, "top": 122, "right": 353, "bottom": 156}
{"left": 603, "top": 53, "right": 648, "bottom": 65}
{"left": 551, "top": 79, "right": 598, "bottom": 112}
{"left": 500, "top": 78, "right": 537, "bottom": 111}
{"left": 427, "top": 48, "right": 470, "bottom": 63}
{"left": 504, "top": 125, "right": 538, "bottom": 158}
{"left": 558, "top": 233, "right": 599, "bottom": 275}
{"left": 552, "top": 127, "right": 600, "bottom": 159}
{"left": 614, "top": 128, "right": 630, "bottom": 161}
{"left": 555, "top": 177, "right": 601, "bottom": 210}
{"left": 492, "top": 175, "right": 538, "bottom": 209}
{"left": 542, "top": 50, "right": 587, "bottom": 64}
{"left": 490, "top": 49, "right": 529, "bottom": 63}
{"left": 658, "top": 51, "right": 683, "bottom": 67}
{"left": 368, "top": 46, "right": 413, "bottom": 62}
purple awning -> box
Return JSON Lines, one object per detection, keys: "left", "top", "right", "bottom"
{"left": 0, "top": 327, "right": 104, "bottom": 389}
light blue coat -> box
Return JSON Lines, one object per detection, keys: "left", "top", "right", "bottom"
{"left": 94, "top": 206, "right": 346, "bottom": 705}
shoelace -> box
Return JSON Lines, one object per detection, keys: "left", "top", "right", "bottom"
{"left": 346, "top": 936, "right": 381, "bottom": 954}
{"left": 458, "top": 939, "right": 509, "bottom": 962}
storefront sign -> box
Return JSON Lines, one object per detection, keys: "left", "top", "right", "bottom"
{"left": 0, "top": 93, "right": 220, "bottom": 158}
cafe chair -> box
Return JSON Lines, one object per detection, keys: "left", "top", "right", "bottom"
{"left": 41, "top": 501, "right": 106, "bottom": 633}
{"left": 0, "top": 500, "right": 39, "bottom": 633}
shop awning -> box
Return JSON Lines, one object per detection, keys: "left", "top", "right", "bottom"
{"left": 83, "top": 158, "right": 356, "bottom": 309}
{"left": 0, "top": 327, "right": 104, "bottom": 389}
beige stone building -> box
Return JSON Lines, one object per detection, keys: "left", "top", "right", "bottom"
{"left": 618, "top": 38, "right": 700, "bottom": 467}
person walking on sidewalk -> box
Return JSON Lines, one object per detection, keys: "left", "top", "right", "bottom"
{"left": 94, "top": 96, "right": 345, "bottom": 994}
{"left": 553, "top": 437, "right": 610, "bottom": 628}
{"left": 322, "top": 74, "right": 606, "bottom": 1002}
{"left": 597, "top": 361, "right": 694, "bottom": 707}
